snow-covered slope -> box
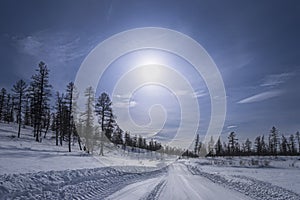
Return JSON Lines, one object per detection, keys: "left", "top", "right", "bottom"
{"left": 0, "top": 123, "right": 103, "bottom": 174}
{"left": 0, "top": 123, "right": 167, "bottom": 174}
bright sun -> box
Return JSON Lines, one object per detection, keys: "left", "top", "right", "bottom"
{"left": 140, "top": 65, "right": 162, "bottom": 81}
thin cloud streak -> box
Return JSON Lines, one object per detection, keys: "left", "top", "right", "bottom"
{"left": 227, "top": 125, "right": 237, "bottom": 129}
{"left": 238, "top": 90, "right": 283, "bottom": 104}
{"left": 260, "top": 72, "right": 294, "bottom": 87}
{"left": 14, "top": 30, "right": 88, "bottom": 63}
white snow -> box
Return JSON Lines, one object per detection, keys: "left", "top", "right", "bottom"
{"left": 158, "top": 162, "right": 250, "bottom": 200}
{"left": 0, "top": 123, "right": 103, "bottom": 174}
{"left": 106, "top": 177, "right": 164, "bottom": 200}
{"left": 0, "top": 123, "right": 168, "bottom": 174}
{"left": 191, "top": 157, "right": 300, "bottom": 196}
{"left": 1, "top": 122, "right": 300, "bottom": 200}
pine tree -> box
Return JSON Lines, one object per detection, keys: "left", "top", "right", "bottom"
{"left": 81, "top": 86, "right": 95, "bottom": 153}
{"left": 30, "top": 61, "right": 52, "bottom": 142}
{"left": 132, "top": 135, "right": 138, "bottom": 148}
{"left": 105, "top": 112, "right": 115, "bottom": 142}
{"left": 9, "top": 95, "right": 15, "bottom": 123}
{"left": 72, "top": 122, "right": 82, "bottom": 150}
{"left": 235, "top": 141, "right": 241, "bottom": 154}
{"left": 261, "top": 135, "right": 267, "bottom": 155}
{"left": 280, "top": 135, "right": 288, "bottom": 155}
{"left": 197, "top": 141, "right": 203, "bottom": 156}
{"left": 69, "top": 85, "right": 82, "bottom": 150}
{"left": 269, "top": 126, "right": 279, "bottom": 155}
{"left": 54, "top": 92, "right": 66, "bottom": 146}
{"left": 296, "top": 131, "right": 300, "bottom": 154}
{"left": 288, "top": 134, "right": 296, "bottom": 155}
{"left": 228, "top": 132, "right": 238, "bottom": 155}
{"left": 0, "top": 88, "right": 6, "bottom": 121}
{"left": 112, "top": 125, "right": 123, "bottom": 145}
{"left": 124, "top": 131, "right": 131, "bottom": 150}
{"left": 12, "top": 80, "right": 28, "bottom": 137}
{"left": 3, "top": 93, "right": 14, "bottom": 123}
{"left": 137, "top": 135, "right": 143, "bottom": 149}
{"left": 65, "top": 82, "right": 74, "bottom": 152}
{"left": 194, "top": 134, "right": 199, "bottom": 155}
{"left": 208, "top": 136, "right": 215, "bottom": 155}
{"left": 244, "top": 138, "right": 252, "bottom": 155}
{"left": 95, "top": 92, "right": 114, "bottom": 156}
{"left": 215, "top": 137, "right": 223, "bottom": 156}
{"left": 254, "top": 136, "right": 262, "bottom": 155}
{"left": 23, "top": 93, "right": 31, "bottom": 126}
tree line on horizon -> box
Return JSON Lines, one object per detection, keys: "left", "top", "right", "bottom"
{"left": 194, "top": 127, "right": 300, "bottom": 157}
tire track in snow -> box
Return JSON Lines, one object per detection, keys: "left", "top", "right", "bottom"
{"left": 142, "top": 179, "right": 166, "bottom": 200}
{"left": 0, "top": 167, "right": 167, "bottom": 200}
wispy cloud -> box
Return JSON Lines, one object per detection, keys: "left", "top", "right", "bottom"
{"left": 14, "top": 30, "right": 88, "bottom": 63}
{"left": 113, "top": 94, "right": 137, "bottom": 108}
{"left": 227, "top": 125, "right": 237, "bottom": 129}
{"left": 260, "top": 72, "right": 294, "bottom": 87}
{"left": 11, "top": 29, "right": 96, "bottom": 91}
{"left": 175, "top": 89, "right": 207, "bottom": 98}
{"left": 113, "top": 100, "right": 137, "bottom": 108}
{"left": 192, "top": 90, "right": 207, "bottom": 98}
{"left": 238, "top": 90, "right": 283, "bottom": 104}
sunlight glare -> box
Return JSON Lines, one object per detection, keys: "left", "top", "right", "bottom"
{"left": 140, "top": 65, "right": 162, "bottom": 81}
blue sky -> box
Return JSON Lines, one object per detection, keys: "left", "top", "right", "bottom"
{"left": 0, "top": 0, "right": 299, "bottom": 142}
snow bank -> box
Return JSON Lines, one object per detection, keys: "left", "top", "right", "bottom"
{"left": 0, "top": 166, "right": 167, "bottom": 199}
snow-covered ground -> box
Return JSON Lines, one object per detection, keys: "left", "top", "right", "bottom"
{"left": 1, "top": 123, "right": 300, "bottom": 200}
{"left": 0, "top": 123, "right": 168, "bottom": 174}
{"left": 0, "top": 123, "right": 101, "bottom": 174}
{"left": 188, "top": 156, "right": 300, "bottom": 196}
{"left": 186, "top": 161, "right": 300, "bottom": 200}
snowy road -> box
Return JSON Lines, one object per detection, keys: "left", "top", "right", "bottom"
{"left": 2, "top": 162, "right": 300, "bottom": 200}
{"left": 106, "top": 177, "right": 165, "bottom": 200}
{"left": 106, "top": 163, "right": 250, "bottom": 200}
{"left": 158, "top": 163, "right": 249, "bottom": 200}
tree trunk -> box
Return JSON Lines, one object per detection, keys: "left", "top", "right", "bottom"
{"left": 78, "top": 136, "right": 82, "bottom": 151}
{"left": 56, "top": 129, "right": 59, "bottom": 146}
{"left": 99, "top": 131, "right": 104, "bottom": 156}
{"left": 68, "top": 128, "right": 71, "bottom": 152}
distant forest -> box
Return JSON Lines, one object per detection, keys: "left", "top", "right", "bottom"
{"left": 197, "top": 127, "right": 300, "bottom": 157}
{"left": 0, "top": 61, "right": 299, "bottom": 158}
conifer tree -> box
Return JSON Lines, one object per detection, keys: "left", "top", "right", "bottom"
{"left": 280, "top": 135, "right": 288, "bottom": 155}
{"left": 296, "top": 131, "right": 300, "bottom": 154}
{"left": 65, "top": 82, "right": 74, "bottom": 152}
{"left": 194, "top": 134, "right": 199, "bottom": 155}
{"left": 228, "top": 132, "right": 238, "bottom": 155}
{"left": 288, "top": 134, "right": 296, "bottom": 155}
{"left": 0, "top": 88, "right": 6, "bottom": 121}
{"left": 95, "top": 92, "right": 114, "bottom": 156}
{"left": 30, "top": 61, "right": 52, "bottom": 142}
{"left": 81, "top": 86, "right": 95, "bottom": 153}
{"left": 12, "top": 79, "right": 28, "bottom": 137}
{"left": 215, "top": 137, "right": 223, "bottom": 156}
{"left": 269, "top": 126, "right": 279, "bottom": 155}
